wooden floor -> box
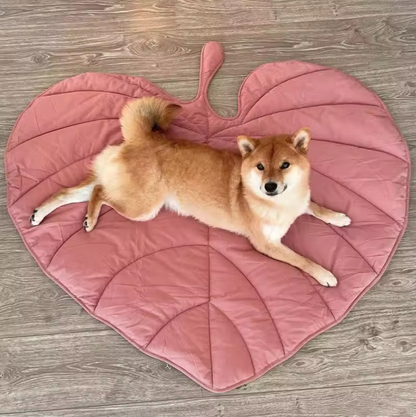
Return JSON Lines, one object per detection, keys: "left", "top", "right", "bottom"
{"left": 1, "top": 1, "right": 416, "bottom": 416}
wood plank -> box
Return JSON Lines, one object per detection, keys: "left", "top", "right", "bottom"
{"left": 0, "top": 331, "right": 202, "bottom": 414}
{"left": 1, "top": 306, "right": 415, "bottom": 412}
{"left": 1, "top": 14, "right": 416, "bottom": 88}
{"left": 2, "top": 382, "right": 416, "bottom": 416}
{"left": 1, "top": 0, "right": 416, "bottom": 33}
{"left": 0, "top": 267, "right": 106, "bottom": 338}
{"left": 201, "top": 306, "right": 416, "bottom": 396}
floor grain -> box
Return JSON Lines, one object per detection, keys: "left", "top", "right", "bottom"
{"left": 2, "top": 383, "right": 416, "bottom": 417}
{"left": 0, "top": 0, "right": 415, "bottom": 415}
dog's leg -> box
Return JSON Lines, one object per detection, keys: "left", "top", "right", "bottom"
{"left": 251, "top": 238, "right": 338, "bottom": 287}
{"left": 30, "top": 176, "right": 97, "bottom": 226}
{"left": 84, "top": 188, "right": 164, "bottom": 232}
{"left": 84, "top": 185, "right": 106, "bottom": 232}
{"left": 306, "top": 201, "right": 351, "bottom": 227}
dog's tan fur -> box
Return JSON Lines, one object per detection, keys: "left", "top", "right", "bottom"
{"left": 31, "top": 97, "right": 351, "bottom": 287}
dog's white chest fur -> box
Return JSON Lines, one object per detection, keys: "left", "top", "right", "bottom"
{"left": 261, "top": 211, "right": 297, "bottom": 243}
{"left": 261, "top": 223, "right": 288, "bottom": 243}
{"left": 260, "top": 193, "right": 309, "bottom": 243}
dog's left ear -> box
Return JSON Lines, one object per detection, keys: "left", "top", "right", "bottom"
{"left": 237, "top": 135, "right": 258, "bottom": 156}
{"left": 292, "top": 128, "right": 310, "bottom": 154}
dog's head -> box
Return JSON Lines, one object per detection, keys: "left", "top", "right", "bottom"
{"left": 237, "top": 128, "right": 311, "bottom": 198}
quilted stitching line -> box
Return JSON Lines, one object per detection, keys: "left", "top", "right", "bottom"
{"left": 43, "top": 89, "right": 135, "bottom": 98}
{"left": 300, "top": 270, "right": 336, "bottom": 321}
{"left": 210, "top": 303, "right": 256, "bottom": 375}
{"left": 242, "top": 102, "right": 384, "bottom": 125}
{"left": 11, "top": 150, "right": 103, "bottom": 208}
{"left": 46, "top": 86, "right": 207, "bottom": 136}
{"left": 324, "top": 222, "right": 376, "bottom": 274}
{"left": 104, "top": 75, "right": 177, "bottom": 105}
{"left": 44, "top": 78, "right": 160, "bottom": 99}
{"left": 311, "top": 166, "right": 401, "bottom": 227}
{"left": 144, "top": 301, "right": 209, "bottom": 349}
{"left": 8, "top": 117, "right": 119, "bottom": 152}
{"left": 312, "top": 138, "right": 408, "bottom": 163}
{"left": 93, "top": 244, "right": 210, "bottom": 312}
{"left": 209, "top": 246, "right": 286, "bottom": 356}
{"left": 212, "top": 102, "right": 384, "bottom": 138}
{"left": 242, "top": 68, "right": 332, "bottom": 123}
{"left": 11, "top": 89, "right": 204, "bottom": 153}
{"left": 47, "top": 209, "right": 113, "bottom": 269}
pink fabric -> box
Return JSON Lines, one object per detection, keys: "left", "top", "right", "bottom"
{"left": 5, "top": 42, "right": 410, "bottom": 392}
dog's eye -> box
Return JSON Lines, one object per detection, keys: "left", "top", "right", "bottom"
{"left": 281, "top": 162, "right": 290, "bottom": 169}
{"left": 256, "top": 163, "right": 264, "bottom": 171}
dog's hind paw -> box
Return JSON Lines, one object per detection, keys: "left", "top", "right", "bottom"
{"left": 83, "top": 215, "right": 96, "bottom": 233}
{"left": 30, "top": 209, "right": 42, "bottom": 226}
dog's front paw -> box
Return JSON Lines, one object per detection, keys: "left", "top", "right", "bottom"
{"left": 329, "top": 212, "right": 351, "bottom": 228}
{"left": 312, "top": 267, "right": 338, "bottom": 287}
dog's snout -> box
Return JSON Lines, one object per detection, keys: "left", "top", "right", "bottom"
{"left": 264, "top": 182, "right": 278, "bottom": 193}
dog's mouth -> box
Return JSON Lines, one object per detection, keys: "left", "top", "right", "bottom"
{"left": 263, "top": 184, "right": 287, "bottom": 197}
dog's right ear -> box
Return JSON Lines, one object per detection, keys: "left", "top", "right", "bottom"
{"left": 237, "top": 135, "right": 258, "bottom": 156}
{"left": 291, "top": 128, "right": 310, "bottom": 154}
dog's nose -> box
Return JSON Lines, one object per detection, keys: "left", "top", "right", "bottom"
{"left": 264, "top": 182, "right": 278, "bottom": 193}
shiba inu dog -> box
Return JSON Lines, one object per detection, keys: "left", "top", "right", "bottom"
{"left": 31, "top": 97, "right": 351, "bottom": 287}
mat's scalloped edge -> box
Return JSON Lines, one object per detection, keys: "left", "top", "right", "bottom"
{"left": 4, "top": 59, "right": 412, "bottom": 392}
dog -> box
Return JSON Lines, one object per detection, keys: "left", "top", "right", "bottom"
{"left": 30, "top": 97, "right": 351, "bottom": 287}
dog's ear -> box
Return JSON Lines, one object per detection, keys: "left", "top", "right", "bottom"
{"left": 292, "top": 128, "right": 310, "bottom": 154}
{"left": 237, "top": 135, "right": 258, "bottom": 156}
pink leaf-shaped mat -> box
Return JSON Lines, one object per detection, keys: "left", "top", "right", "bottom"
{"left": 5, "top": 42, "right": 410, "bottom": 392}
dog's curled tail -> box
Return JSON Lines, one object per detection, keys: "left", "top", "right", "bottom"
{"left": 120, "top": 97, "right": 181, "bottom": 143}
